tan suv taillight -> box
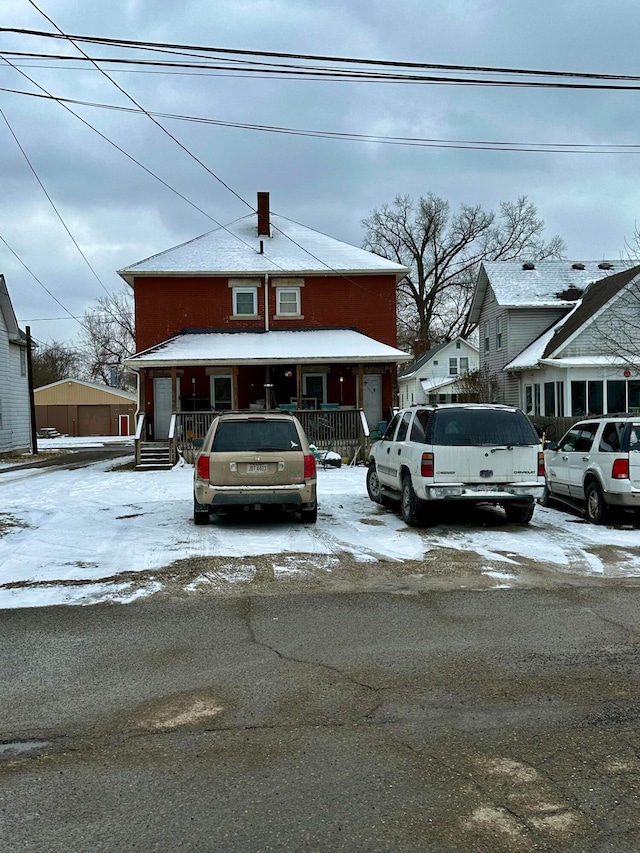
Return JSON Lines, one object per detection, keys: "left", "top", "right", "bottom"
{"left": 538, "top": 451, "right": 545, "bottom": 477}
{"left": 304, "top": 454, "right": 317, "bottom": 478}
{"left": 612, "top": 458, "right": 629, "bottom": 480}
{"left": 197, "top": 454, "right": 210, "bottom": 480}
{"left": 421, "top": 452, "right": 434, "bottom": 477}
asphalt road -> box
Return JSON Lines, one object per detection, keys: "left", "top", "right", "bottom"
{"left": 0, "top": 444, "right": 133, "bottom": 473}
{"left": 2, "top": 587, "right": 640, "bottom": 852}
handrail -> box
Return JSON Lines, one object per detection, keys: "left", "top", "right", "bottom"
{"left": 168, "top": 413, "right": 177, "bottom": 440}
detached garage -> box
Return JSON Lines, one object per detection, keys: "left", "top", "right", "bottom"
{"left": 34, "top": 379, "right": 137, "bottom": 437}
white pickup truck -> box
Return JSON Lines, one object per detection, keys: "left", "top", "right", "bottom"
{"left": 366, "top": 403, "right": 545, "bottom": 526}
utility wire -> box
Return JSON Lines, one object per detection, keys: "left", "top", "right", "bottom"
{"left": 0, "top": 232, "right": 83, "bottom": 326}
{"left": 0, "top": 106, "right": 112, "bottom": 296}
{"left": 2, "top": 84, "right": 638, "bottom": 155}
{"left": 25, "top": 1, "right": 252, "bottom": 211}
{"left": 4, "top": 27, "right": 640, "bottom": 85}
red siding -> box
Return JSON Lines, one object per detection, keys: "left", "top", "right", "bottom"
{"left": 134, "top": 274, "right": 398, "bottom": 350}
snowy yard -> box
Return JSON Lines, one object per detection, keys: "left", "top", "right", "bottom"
{"left": 0, "top": 437, "right": 639, "bottom": 608}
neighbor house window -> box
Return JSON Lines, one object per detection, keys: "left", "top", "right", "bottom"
{"left": 588, "top": 381, "right": 603, "bottom": 415}
{"left": 484, "top": 324, "right": 490, "bottom": 353}
{"left": 460, "top": 357, "right": 469, "bottom": 373}
{"left": 607, "top": 380, "right": 626, "bottom": 414}
{"left": 496, "top": 316, "right": 503, "bottom": 350}
{"left": 276, "top": 287, "right": 300, "bottom": 316}
{"left": 525, "top": 385, "right": 533, "bottom": 414}
{"left": 544, "top": 382, "right": 555, "bottom": 416}
{"left": 571, "top": 381, "right": 586, "bottom": 416}
{"left": 449, "top": 358, "right": 458, "bottom": 376}
{"left": 20, "top": 347, "right": 27, "bottom": 377}
{"left": 534, "top": 384, "right": 541, "bottom": 416}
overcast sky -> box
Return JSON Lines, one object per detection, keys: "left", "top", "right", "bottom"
{"left": 1, "top": 0, "right": 640, "bottom": 347}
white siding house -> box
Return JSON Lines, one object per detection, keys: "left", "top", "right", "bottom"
{"left": 0, "top": 275, "right": 31, "bottom": 454}
{"left": 469, "top": 260, "right": 640, "bottom": 416}
{"left": 398, "top": 337, "right": 479, "bottom": 407}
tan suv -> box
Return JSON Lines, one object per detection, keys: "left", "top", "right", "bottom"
{"left": 193, "top": 412, "right": 317, "bottom": 524}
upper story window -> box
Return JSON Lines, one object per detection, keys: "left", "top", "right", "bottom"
{"left": 20, "top": 347, "right": 27, "bottom": 377}
{"left": 460, "top": 357, "right": 469, "bottom": 373}
{"left": 230, "top": 280, "right": 259, "bottom": 317}
{"left": 276, "top": 287, "right": 300, "bottom": 316}
{"left": 274, "top": 278, "right": 303, "bottom": 317}
{"left": 484, "top": 323, "right": 490, "bottom": 353}
{"left": 496, "top": 316, "right": 503, "bottom": 350}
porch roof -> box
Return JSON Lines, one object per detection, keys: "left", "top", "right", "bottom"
{"left": 125, "top": 329, "right": 411, "bottom": 369}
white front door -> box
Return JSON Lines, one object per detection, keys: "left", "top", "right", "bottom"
{"left": 154, "top": 377, "right": 179, "bottom": 439}
{"left": 363, "top": 374, "right": 382, "bottom": 430}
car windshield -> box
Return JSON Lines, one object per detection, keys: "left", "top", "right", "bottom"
{"left": 212, "top": 420, "right": 302, "bottom": 452}
{"left": 432, "top": 409, "right": 539, "bottom": 447}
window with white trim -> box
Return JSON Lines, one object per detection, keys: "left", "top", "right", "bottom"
{"left": 460, "top": 357, "right": 469, "bottom": 373}
{"left": 496, "top": 316, "right": 503, "bottom": 350}
{"left": 484, "top": 323, "right": 490, "bottom": 353}
{"left": 20, "top": 347, "right": 27, "bottom": 377}
{"left": 449, "top": 358, "right": 458, "bottom": 376}
{"left": 276, "top": 287, "right": 300, "bottom": 316}
{"left": 232, "top": 286, "right": 257, "bottom": 316}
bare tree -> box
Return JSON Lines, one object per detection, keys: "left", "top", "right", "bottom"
{"left": 362, "top": 194, "right": 565, "bottom": 350}
{"left": 455, "top": 365, "right": 500, "bottom": 403}
{"left": 78, "top": 289, "right": 136, "bottom": 391}
{"left": 31, "top": 340, "right": 81, "bottom": 388}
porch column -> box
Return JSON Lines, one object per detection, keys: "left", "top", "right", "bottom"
{"left": 171, "top": 366, "right": 177, "bottom": 412}
{"left": 296, "top": 364, "right": 302, "bottom": 407}
{"left": 390, "top": 363, "right": 399, "bottom": 414}
{"left": 232, "top": 368, "right": 239, "bottom": 411}
{"left": 138, "top": 368, "right": 146, "bottom": 412}
{"left": 357, "top": 364, "right": 364, "bottom": 411}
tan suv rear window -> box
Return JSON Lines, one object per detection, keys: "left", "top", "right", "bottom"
{"left": 212, "top": 420, "right": 302, "bottom": 452}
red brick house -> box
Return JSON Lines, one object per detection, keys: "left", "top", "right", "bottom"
{"left": 121, "top": 193, "right": 409, "bottom": 466}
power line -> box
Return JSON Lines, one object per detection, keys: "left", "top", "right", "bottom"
{"left": 2, "top": 84, "right": 639, "bottom": 155}
{"left": 3, "top": 27, "right": 640, "bottom": 85}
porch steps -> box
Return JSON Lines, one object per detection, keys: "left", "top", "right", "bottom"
{"left": 136, "top": 441, "right": 173, "bottom": 471}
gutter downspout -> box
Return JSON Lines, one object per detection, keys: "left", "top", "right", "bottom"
{"left": 264, "top": 272, "right": 269, "bottom": 332}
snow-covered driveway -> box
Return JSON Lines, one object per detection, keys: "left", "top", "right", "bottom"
{"left": 1, "top": 446, "right": 639, "bottom": 608}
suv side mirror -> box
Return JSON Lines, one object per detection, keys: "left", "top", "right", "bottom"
{"left": 544, "top": 440, "right": 558, "bottom": 451}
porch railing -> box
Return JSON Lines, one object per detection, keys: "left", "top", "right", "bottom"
{"left": 175, "top": 407, "right": 370, "bottom": 464}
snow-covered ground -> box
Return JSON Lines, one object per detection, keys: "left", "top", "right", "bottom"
{"left": 0, "top": 441, "right": 639, "bottom": 609}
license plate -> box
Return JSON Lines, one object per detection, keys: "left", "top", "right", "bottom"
{"left": 247, "top": 463, "right": 267, "bottom": 474}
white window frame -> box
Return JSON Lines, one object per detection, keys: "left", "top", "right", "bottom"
{"left": 232, "top": 286, "right": 258, "bottom": 317}
{"left": 484, "top": 323, "right": 490, "bottom": 353}
{"left": 496, "top": 316, "right": 503, "bottom": 350}
{"left": 449, "top": 357, "right": 458, "bottom": 377}
{"left": 276, "top": 287, "right": 300, "bottom": 317}
{"left": 459, "top": 357, "right": 469, "bottom": 373}
{"left": 20, "top": 347, "right": 27, "bottom": 377}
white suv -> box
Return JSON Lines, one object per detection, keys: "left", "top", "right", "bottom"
{"left": 367, "top": 404, "right": 545, "bottom": 526}
{"left": 543, "top": 415, "right": 640, "bottom": 523}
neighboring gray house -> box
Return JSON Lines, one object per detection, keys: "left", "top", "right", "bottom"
{"left": 398, "top": 337, "right": 479, "bottom": 407}
{"left": 469, "top": 260, "right": 640, "bottom": 416}
{"left": 0, "top": 274, "right": 31, "bottom": 454}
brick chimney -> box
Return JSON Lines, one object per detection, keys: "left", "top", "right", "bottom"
{"left": 257, "top": 191, "right": 270, "bottom": 237}
{"left": 413, "top": 338, "right": 426, "bottom": 360}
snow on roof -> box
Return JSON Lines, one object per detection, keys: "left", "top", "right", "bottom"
{"left": 419, "top": 376, "right": 463, "bottom": 393}
{"left": 125, "top": 329, "right": 411, "bottom": 368}
{"left": 34, "top": 378, "right": 136, "bottom": 400}
{"left": 118, "top": 214, "right": 409, "bottom": 280}
{"left": 482, "top": 260, "right": 636, "bottom": 308}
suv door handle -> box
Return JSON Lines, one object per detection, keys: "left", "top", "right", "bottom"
{"left": 397, "top": 448, "right": 401, "bottom": 455}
